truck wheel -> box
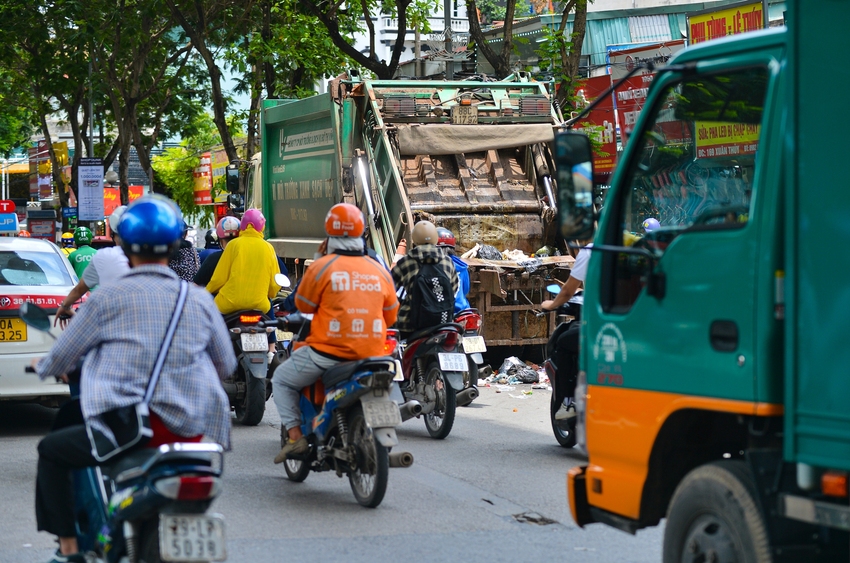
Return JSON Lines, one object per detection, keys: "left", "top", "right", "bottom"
{"left": 663, "top": 461, "right": 771, "bottom": 563}
{"left": 550, "top": 392, "right": 576, "bottom": 448}
{"left": 423, "top": 361, "right": 456, "bottom": 439}
{"left": 235, "top": 373, "right": 266, "bottom": 426}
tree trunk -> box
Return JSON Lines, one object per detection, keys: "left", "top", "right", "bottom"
{"left": 465, "top": 0, "right": 516, "bottom": 78}
{"left": 558, "top": 0, "right": 587, "bottom": 107}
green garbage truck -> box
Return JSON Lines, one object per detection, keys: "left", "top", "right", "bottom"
{"left": 555, "top": 2, "right": 850, "bottom": 561}
{"left": 245, "top": 73, "right": 578, "bottom": 351}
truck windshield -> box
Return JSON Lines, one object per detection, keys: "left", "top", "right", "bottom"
{"left": 617, "top": 67, "right": 768, "bottom": 245}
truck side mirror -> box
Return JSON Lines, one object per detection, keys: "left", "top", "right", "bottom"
{"left": 554, "top": 132, "right": 596, "bottom": 240}
{"left": 226, "top": 163, "right": 240, "bottom": 194}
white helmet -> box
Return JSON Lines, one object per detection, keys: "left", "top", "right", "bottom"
{"left": 110, "top": 205, "right": 128, "bottom": 236}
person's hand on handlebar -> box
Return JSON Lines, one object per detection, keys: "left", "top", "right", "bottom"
{"left": 54, "top": 304, "right": 76, "bottom": 329}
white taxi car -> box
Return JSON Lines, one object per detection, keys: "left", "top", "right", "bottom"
{"left": 0, "top": 237, "right": 77, "bottom": 404}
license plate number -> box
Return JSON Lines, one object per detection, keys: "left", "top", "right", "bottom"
{"left": 438, "top": 352, "right": 468, "bottom": 372}
{"left": 240, "top": 332, "right": 267, "bottom": 352}
{"left": 0, "top": 318, "right": 26, "bottom": 342}
{"left": 160, "top": 514, "right": 226, "bottom": 562}
{"left": 452, "top": 104, "right": 478, "bottom": 124}
{"left": 462, "top": 336, "right": 487, "bottom": 354}
{"left": 363, "top": 400, "right": 402, "bottom": 427}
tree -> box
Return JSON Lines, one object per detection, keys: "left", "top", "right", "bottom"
{"left": 465, "top": 0, "right": 519, "bottom": 78}
{"left": 552, "top": 0, "right": 588, "bottom": 108}
{"left": 0, "top": 71, "right": 37, "bottom": 157}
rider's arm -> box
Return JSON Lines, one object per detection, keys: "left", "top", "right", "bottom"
{"left": 294, "top": 263, "right": 320, "bottom": 314}
{"left": 380, "top": 269, "right": 399, "bottom": 327}
{"left": 58, "top": 278, "right": 91, "bottom": 318}
{"left": 206, "top": 243, "right": 234, "bottom": 295}
{"left": 266, "top": 244, "right": 281, "bottom": 299}
{"left": 541, "top": 276, "right": 582, "bottom": 311}
{"left": 37, "top": 293, "right": 103, "bottom": 379}
{"left": 205, "top": 298, "right": 238, "bottom": 379}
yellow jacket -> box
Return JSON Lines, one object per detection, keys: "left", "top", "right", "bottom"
{"left": 206, "top": 226, "right": 281, "bottom": 314}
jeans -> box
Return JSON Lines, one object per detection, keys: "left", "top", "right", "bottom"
{"left": 272, "top": 346, "right": 341, "bottom": 432}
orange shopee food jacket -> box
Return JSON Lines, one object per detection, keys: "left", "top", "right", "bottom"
{"left": 295, "top": 253, "right": 398, "bottom": 360}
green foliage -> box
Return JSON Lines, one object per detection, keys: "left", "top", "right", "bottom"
{"left": 476, "top": 0, "right": 532, "bottom": 22}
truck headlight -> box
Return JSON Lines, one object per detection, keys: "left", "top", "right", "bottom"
{"left": 575, "top": 370, "right": 587, "bottom": 450}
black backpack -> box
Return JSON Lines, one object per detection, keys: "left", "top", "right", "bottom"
{"left": 409, "top": 260, "right": 454, "bottom": 330}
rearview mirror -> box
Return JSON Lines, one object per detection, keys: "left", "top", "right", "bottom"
{"left": 555, "top": 132, "right": 596, "bottom": 240}
{"left": 226, "top": 163, "right": 240, "bottom": 193}
{"left": 275, "top": 273, "right": 291, "bottom": 289}
{"left": 20, "top": 302, "right": 53, "bottom": 334}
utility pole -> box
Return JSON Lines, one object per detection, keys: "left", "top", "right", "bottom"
{"left": 444, "top": 0, "right": 454, "bottom": 80}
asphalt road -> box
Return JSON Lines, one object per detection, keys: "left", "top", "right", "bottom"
{"left": 1, "top": 384, "right": 663, "bottom": 563}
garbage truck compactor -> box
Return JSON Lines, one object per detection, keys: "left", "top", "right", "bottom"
{"left": 249, "top": 73, "right": 575, "bottom": 352}
{"left": 556, "top": 3, "right": 850, "bottom": 561}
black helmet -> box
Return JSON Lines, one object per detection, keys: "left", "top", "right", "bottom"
{"left": 204, "top": 228, "right": 217, "bottom": 245}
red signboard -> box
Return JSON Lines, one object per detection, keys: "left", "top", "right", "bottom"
{"left": 574, "top": 75, "right": 617, "bottom": 180}
{"left": 103, "top": 186, "right": 144, "bottom": 215}
{"left": 614, "top": 74, "right": 654, "bottom": 147}
{"left": 0, "top": 294, "right": 64, "bottom": 310}
{"left": 193, "top": 153, "right": 213, "bottom": 205}
{"left": 0, "top": 200, "right": 15, "bottom": 213}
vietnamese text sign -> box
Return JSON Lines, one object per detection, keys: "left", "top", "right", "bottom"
{"left": 695, "top": 121, "right": 760, "bottom": 159}
{"left": 689, "top": 1, "right": 764, "bottom": 45}
{"left": 103, "top": 185, "right": 144, "bottom": 215}
{"left": 78, "top": 158, "right": 105, "bottom": 221}
{"left": 574, "top": 75, "right": 617, "bottom": 179}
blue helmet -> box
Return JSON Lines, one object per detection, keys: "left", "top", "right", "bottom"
{"left": 119, "top": 195, "right": 184, "bottom": 256}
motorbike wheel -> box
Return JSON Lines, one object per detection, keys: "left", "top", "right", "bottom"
{"left": 284, "top": 457, "right": 310, "bottom": 482}
{"left": 550, "top": 392, "right": 577, "bottom": 448}
{"left": 234, "top": 370, "right": 266, "bottom": 426}
{"left": 139, "top": 521, "right": 163, "bottom": 563}
{"left": 347, "top": 404, "right": 389, "bottom": 508}
{"left": 423, "top": 361, "right": 457, "bottom": 440}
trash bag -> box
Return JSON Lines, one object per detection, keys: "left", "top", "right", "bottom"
{"left": 498, "top": 356, "right": 540, "bottom": 384}
{"left": 477, "top": 244, "right": 503, "bottom": 261}
{"left": 517, "top": 258, "right": 543, "bottom": 273}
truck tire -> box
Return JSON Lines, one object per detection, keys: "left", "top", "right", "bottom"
{"left": 235, "top": 373, "right": 266, "bottom": 426}
{"left": 663, "top": 460, "right": 772, "bottom": 563}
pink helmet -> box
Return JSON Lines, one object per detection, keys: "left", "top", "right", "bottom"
{"left": 216, "top": 216, "right": 241, "bottom": 241}
{"left": 240, "top": 209, "right": 266, "bottom": 232}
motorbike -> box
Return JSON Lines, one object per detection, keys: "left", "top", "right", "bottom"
{"left": 455, "top": 308, "right": 486, "bottom": 406}
{"left": 390, "top": 322, "right": 473, "bottom": 439}
{"left": 276, "top": 313, "right": 416, "bottom": 508}
{"left": 221, "top": 274, "right": 290, "bottom": 426}
{"left": 541, "top": 284, "right": 583, "bottom": 448}
{"left": 20, "top": 303, "right": 226, "bottom": 563}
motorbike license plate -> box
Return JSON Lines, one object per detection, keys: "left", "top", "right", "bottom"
{"left": 240, "top": 332, "right": 267, "bottom": 352}
{"left": 462, "top": 336, "right": 487, "bottom": 354}
{"left": 0, "top": 318, "right": 26, "bottom": 342}
{"left": 160, "top": 514, "right": 226, "bottom": 562}
{"left": 438, "top": 352, "right": 468, "bottom": 372}
{"left": 363, "top": 400, "right": 402, "bottom": 428}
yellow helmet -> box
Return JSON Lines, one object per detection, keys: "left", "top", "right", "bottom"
{"left": 61, "top": 232, "right": 75, "bottom": 248}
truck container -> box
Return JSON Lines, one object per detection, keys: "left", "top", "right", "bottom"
{"left": 247, "top": 73, "right": 576, "bottom": 352}
{"left": 555, "top": 3, "right": 850, "bottom": 561}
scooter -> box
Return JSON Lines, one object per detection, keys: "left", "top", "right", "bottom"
{"left": 542, "top": 284, "right": 583, "bottom": 448}
{"left": 455, "top": 308, "right": 485, "bottom": 406}
{"left": 391, "top": 322, "right": 471, "bottom": 440}
{"left": 276, "top": 313, "right": 415, "bottom": 508}
{"left": 221, "top": 274, "right": 290, "bottom": 426}
{"left": 20, "top": 303, "right": 226, "bottom": 563}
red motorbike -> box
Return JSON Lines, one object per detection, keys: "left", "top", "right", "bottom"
{"left": 455, "top": 308, "right": 485, "bottom": 406}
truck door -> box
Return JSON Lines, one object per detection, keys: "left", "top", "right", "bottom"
{"left": 589, "top": 65, "right": 772, "bottom": 403}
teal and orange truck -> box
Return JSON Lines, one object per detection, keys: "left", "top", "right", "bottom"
{"left": 555, "top": 2, "right": 850, "bottom": 561}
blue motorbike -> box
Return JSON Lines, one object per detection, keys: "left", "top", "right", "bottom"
{"left": 275, "top": 313, "right": 417, "bottom": 508}
{"left": 21, "top": 303, "right": 227, "bottom": 563}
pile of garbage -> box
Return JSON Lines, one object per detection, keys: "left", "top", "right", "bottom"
{"left": 479, "top": 356, "right": 550, "bottom": 390}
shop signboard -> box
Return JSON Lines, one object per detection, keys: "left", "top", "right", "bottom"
{"left": 0, "top": 213, "right": 17, "bottom": 234}
{"left": 77, "top": 158, "right": 104, "bottom": 221}
{"left": 103, "top": 185, "right": 144, "bottom": 215}
{"left": 193, "top": 152, "right": 213, "bottom": 205}
{"left": 688, "top": 1, "right": 766, "bottom": 45}
{"left": 574, "top": 75, "right": 617, "bottom": 181}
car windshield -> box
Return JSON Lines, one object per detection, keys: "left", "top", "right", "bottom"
{"left": 0, "top": 250, "right": 74, "bottom": 286}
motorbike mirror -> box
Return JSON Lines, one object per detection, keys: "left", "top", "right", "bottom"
{"left": 546, "top": 283, "right": 562, "bottom": 295}
{"left": 20, "top": 302, "right": 53, "bottom": 335}
{"left": 275, "top": 273, "right": 291, "bottom": 288}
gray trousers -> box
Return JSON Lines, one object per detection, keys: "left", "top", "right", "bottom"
{"left": 272, "top": 346, "right": 341, "bottom": 432}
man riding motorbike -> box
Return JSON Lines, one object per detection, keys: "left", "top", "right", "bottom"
{"left": 67, "top": 227, "right": 97, "bottom": 278}
{"left": 31, "top": 195, "right": 234, "bottom": 563}
{"left": 59, "top": 232, "right": 75, "bottom": 256}
{"left": 198, "top": 228, "right": 221, "bottom": 264}
{"left": 271, "top": 203, "right": 399, "bottom": 463}
{"left": 435, "top": 227, "right": 471, "bottom": 314}
{"left": 391, "top": 220, "right": 458, "bottom": 339}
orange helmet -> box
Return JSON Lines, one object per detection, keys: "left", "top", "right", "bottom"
{"left": 324, "top": 203, "right": 364, "bottom": 237}
{"left": 18, "top": 230, "right": 31, "bottom": 237}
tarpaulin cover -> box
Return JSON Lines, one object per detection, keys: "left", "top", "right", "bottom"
{"left": 396, "top": 124, "right": 555, "bottom": 155}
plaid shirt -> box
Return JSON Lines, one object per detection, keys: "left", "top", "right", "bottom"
{"left": 38, "top": 265, "right": 235, "bottom": 448}
{"left": 391, "top": 245, "right": 459, "bottom": 333}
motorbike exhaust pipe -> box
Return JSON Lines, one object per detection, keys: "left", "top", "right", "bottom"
{"left": 399, "top": 400, "right": 422, "bottom": 422}
{"left": 389, "top": 451, "right": 414, "bottom": 468}
{"left": 456, "top": 387, "right": 479, "bottom": 407}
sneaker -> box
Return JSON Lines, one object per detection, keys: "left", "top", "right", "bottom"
{"left": 47, "top": 549, "right": 86, "bottom": 563}
{"left": 274, "top": 436, "right": 308, "bottom": 464}
{"left": 555, "top": 403, "right": 577, "bottom": 421}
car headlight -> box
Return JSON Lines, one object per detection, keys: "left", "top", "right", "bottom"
{"left": 575, "top": 370, "right": 587, "bottom": 450}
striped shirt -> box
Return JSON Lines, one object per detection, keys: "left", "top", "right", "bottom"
{"left": 37, "top": 265, "right": 235, "bottom": 448}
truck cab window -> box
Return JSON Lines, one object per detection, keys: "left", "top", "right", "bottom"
{"left": 604, "top": 67, "right": 769, "bottom": 313}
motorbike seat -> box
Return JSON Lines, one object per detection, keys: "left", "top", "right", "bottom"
{"left": 322, "top": 356, "right": 396, "bottom": 388}
{"left": 406, "top": 322, "right": 464, "bottom": 343}
{"left": 106, "top": 446, "right": 215, "bottom": 484}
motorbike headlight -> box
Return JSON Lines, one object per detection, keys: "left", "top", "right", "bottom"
{"left": 575, "top": 370, "right": 588, "bottom": 451}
